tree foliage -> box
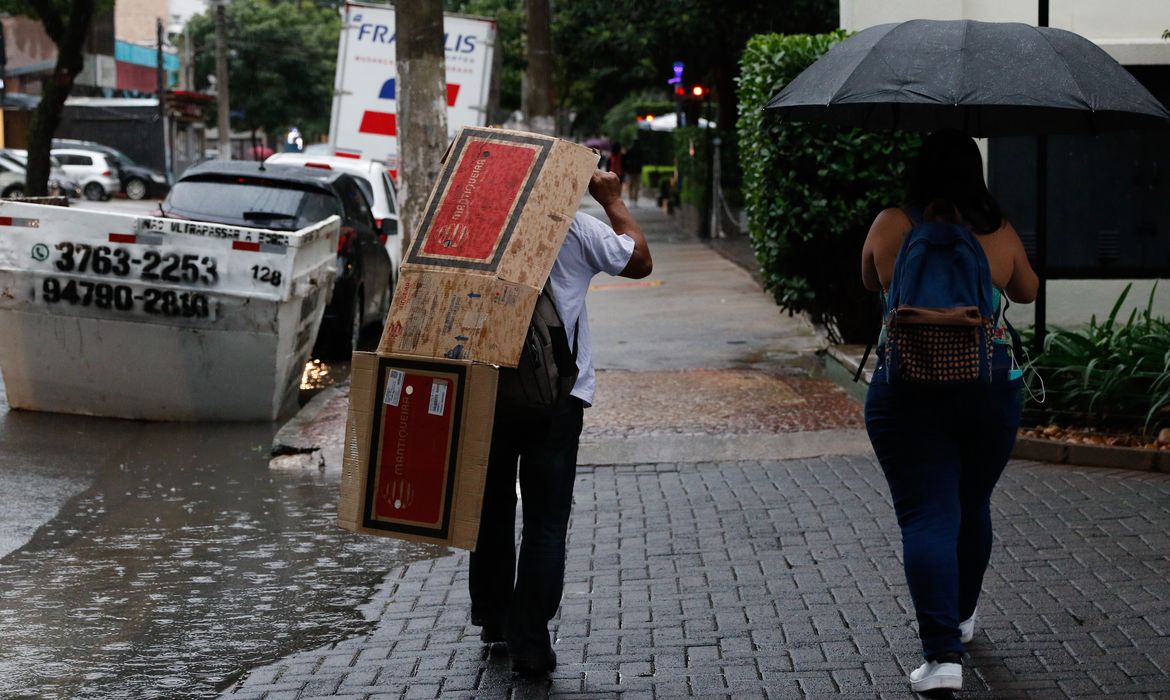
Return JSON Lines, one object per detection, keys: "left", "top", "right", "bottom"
{"left": 186, "top": 0, "right": 339, "bottom": 139}
{"left": 445, "top": 0, "right": 836, "bottom": 135}
{"left": 1, "top": 0, "right": 111, "bottom": 195}
{"left": 552, "top": 0, "right": 837, "bottom": 135}
{"left": 738, "top": 32, "right": 919, "bottom": 343}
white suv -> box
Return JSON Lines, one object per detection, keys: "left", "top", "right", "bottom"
{"left": 51, "top": 148, "right": 122, "bottom": 201}
{"left": 265, "top": 152, "right": 402, "bottom": 280}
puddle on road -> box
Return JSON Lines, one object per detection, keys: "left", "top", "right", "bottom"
{"left": 0, "top": 415, "right": 440, "bottom": 699}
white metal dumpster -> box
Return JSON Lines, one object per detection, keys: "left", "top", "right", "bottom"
{"left": 0, "top": 201, "right": 339, "bottom": 421}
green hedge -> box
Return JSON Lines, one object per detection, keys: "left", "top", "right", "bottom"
{"left": 737, "top": 32, "right": 921, "bottom": 342}
{"left": 671, "top": 127, "right": 740, "bottom": 236}
{"left": 641, "top": 164, "right": 674, "bottom": 191}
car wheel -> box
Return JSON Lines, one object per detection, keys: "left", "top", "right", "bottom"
{"left": 125, "top": 178, "right": 148, "bottom": 200}
{"left": 83, "top": 182, "right": 105, "bottom": 201}
{"left": 2, "top": 185, "right": 24, "bottom": 199}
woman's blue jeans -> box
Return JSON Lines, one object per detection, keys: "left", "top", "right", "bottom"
{"left": 864, "top": 346, "right": 1022, "bottom": 660}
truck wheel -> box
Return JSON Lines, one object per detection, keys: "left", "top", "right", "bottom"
{"left": 83, "top": 182, "right": 105, "bottom": 201}
{"left": 125, "top": 178, "right": 148, "bottom": 200}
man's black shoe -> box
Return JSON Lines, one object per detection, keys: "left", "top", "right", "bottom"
{"left": 511, "top": 648, "right": 556, "bottom": 677}
{"left": 479, "top": 622, "right": 506, "bottom": 645}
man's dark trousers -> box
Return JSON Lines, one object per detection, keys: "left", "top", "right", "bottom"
{"left": 469, "top": 397, "right": 584, "bottom": 657}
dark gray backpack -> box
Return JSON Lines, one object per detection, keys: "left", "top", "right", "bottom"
{"left": 496, "top": 281, "right": 578, "bottom": 412}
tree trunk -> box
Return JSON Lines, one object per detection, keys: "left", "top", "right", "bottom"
{"left": 523, "top": 0, "right": 554, "bottom": 135}
{"left": 26, "top": 0, "right": 96, "bottom": 196}
{"left": 396, "top": 0, "right": 448, "bottom": 255}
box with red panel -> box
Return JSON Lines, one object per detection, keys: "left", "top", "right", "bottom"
{"left": 338, "top": 127, "right": 597, "bottom": 549}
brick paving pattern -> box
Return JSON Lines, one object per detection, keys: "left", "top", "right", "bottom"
{"left": 223, "top": 457, "right": 1170, "bottom": 699}
{"left": 585, "top": 371, "right": 864, "bottom": 439}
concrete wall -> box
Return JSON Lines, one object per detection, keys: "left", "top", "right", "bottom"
{"left": 840, "top": 0, "right": 1170, "bottom": 64}
{"left": 116, "top": 0, "right": 170, "bottom": 45}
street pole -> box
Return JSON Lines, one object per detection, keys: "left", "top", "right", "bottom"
{"left": 215, "top": 0, "right": 232, "bottom": 160}
{"left": 709, "top": 136, "right": 722, "bottom": 239}
{"left": 0, "top": 26, "right": 7, "bottom": 149}
{"left": 156, "top": 18, "right": 172, "bottom": 178}
{"left": 1035, "top": 0, "right": 1049, "bottom": 349}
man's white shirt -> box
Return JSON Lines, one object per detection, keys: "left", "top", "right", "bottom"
{"left": 547, "top": 211, "right": 636, "bottom": 406}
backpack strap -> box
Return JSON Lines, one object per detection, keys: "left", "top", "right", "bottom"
{"left": 852, "top": 292, "right": 885, "bottom": 382}
{"left": 542, "top": 278, "right": 580, "bottom": 361}
{"left": 1000, "top": 294, "right": 1025, "bottom": 366}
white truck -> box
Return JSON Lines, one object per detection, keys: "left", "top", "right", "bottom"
{"left": 0, "top": 201, "right": 339, "bottom": 421}
{"left": 327, "top": 2, "right": 496, "bottom": 179}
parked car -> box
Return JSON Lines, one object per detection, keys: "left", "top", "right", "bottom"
{"left": 265, "top": 152, "right": 401, "bottom": 282}
{"left": 0, "top": 160, "right": 25, "bottom": 198}
{"left": 52, "top": 139, "right": 170, "bottom": 200}
{"left": 51, "top": 148, "right": 122, "bottom": 201}
{"left": 0, "top": 149, "right": 82, "bottom": 199}
{"left": 159, "top": 160, "right": 393, "bottom": 357}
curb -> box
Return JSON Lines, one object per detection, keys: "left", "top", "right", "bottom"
{"left": 823, "top": 344, "right": 1168, "bottom": 474}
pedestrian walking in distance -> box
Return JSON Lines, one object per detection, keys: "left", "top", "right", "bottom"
{"left": 469, "top": 169, "right": 653, "bottom": 677}
{"left": 860, "top": 130, "right": 1038, "bottom": 693}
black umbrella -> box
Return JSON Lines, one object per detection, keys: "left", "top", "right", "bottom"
{"left": 765, "top": 19, "right": 1170, "bottom": 136}
{"left": 763, "top": 19, "right": 1170, "bottom": 343}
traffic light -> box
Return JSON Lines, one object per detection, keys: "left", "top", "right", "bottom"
{"left": 691, "top": 85, "right": 706, "bottom": 98}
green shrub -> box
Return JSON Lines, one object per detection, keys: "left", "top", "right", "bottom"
{"left": 641, "top": 165, "right": 674, "bottom": 191}
{"left": 671, "top": 127, "right": 740, "bottom": 236}
{"left": 1024, "top": 283, "right": 1170, "bottom": 436}
{"left": 737, "top": 32, "right": 921, "bottom": 342}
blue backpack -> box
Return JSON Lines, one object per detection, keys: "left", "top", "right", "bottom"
{"left": 871, "top": 207, "right": 998, "bottom": 385}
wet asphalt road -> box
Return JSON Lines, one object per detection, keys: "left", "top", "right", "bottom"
{"left": 0, "top": 349, "right": 437, "bottom": 699}
{"left": 0, "top": 196, "right": 418, "bottom": 697}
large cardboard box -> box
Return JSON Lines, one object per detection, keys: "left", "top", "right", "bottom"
{"left": 378, "top": 127, "right": 600, "bottom": 366}
{"left": 338, "top": 352, "right": 497, "bottom": 549}
{"left": 339, "top": 127, "right": 597, "bottom": 550}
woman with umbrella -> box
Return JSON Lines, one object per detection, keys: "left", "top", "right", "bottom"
{"left": 766, "top": 18, "right": 1168, "bottom": 693}
{"left": 861, "top": 130, "right": 1037, "bottom": 692}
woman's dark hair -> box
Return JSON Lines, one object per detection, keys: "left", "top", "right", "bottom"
{"left": 904, "top": 130, "right": 1004, "bottom": 234}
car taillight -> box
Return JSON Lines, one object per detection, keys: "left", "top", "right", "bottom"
{"left": 338, "top": 226, "right": 355, "bottom": 253}
{"left": 102, "top": 170, "right": 111, "bottom": 177}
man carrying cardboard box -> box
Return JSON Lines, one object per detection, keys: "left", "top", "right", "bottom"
{"left": 469, "top": 169, "right": 653, "bottom": 676}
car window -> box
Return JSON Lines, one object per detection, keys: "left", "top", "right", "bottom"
{"left": 75, "top": 155, "right": 93, "bottom": 166}
{"left": 353, "top": 177, "right": 375, "bottom": 210}
{"left": 339, "top": 178, "right": 376, "bottom": 230}
{"left": 165, "top": 178, "right": 341, "bottom": 231}
{"left": 382, "top": 173, "right": 397, "bottom": 216}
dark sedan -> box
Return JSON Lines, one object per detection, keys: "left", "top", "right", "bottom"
{"left": 160, "top": 160, "right": 393, "bottom": 358}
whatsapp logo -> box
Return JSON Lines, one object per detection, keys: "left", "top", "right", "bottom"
{"left": 31, "top": 243, "right": 50, "bottom": 262}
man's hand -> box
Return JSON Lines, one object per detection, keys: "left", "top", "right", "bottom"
{"left": 588, "top": 170, "right": 623, "bottom": 207}
{"left": 587, "top": 170, "right": 652, "bottom": 279}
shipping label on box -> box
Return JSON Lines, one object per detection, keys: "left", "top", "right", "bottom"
{"left": 379, "top": 127, "right": 598, "bottom": 367}
{"left": 338, "top": 352, "right": 497, "bottom": 550}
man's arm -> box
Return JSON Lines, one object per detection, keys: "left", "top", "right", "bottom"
{"left": 589, "top": 170, "right": 652, "bottom": 279}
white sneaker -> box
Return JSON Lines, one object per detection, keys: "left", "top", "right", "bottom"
{"left": 959, "top": 609, "right": 977, "bottom": 644}
{"left": 909, "top": 661, "right": 963, "bottom": 692}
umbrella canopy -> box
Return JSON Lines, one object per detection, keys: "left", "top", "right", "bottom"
{"left": 765, "top": 20, "right": 1170, "bottom": 137}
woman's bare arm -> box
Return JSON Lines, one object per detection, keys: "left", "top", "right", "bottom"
{"left": 1001, "top": 221, "right": 1039, "bottom": 303}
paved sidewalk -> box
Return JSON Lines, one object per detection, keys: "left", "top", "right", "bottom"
{"left": 247, "top": 200, "right": 1170, "bottom": 699}
{"left": 224, "top": 456, "right": 1170, "bottom": 699}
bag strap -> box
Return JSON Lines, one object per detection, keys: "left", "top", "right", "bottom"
{"left": 542, "top": 279, "right": 580, "bottom": 360}
{"left": 1001, "top": 294, "right": 1025, "bottom": 365}
{"left": 853, "top": 292, "right": 885, "bottom": 383}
